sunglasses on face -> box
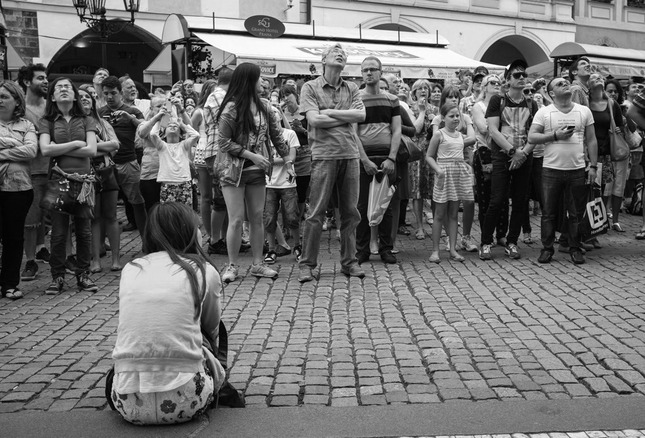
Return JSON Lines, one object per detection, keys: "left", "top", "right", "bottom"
{"left": 487, "top": 80, "right": 501, "bottom": 86}
{"left": 523, "top": 88, "right": 536, "bottom": 95}
{"left": 361, "top": 68, "right": 380, "bottom": 73}
{"left": 511, "top": 72, "right": 528, "bottom": 80}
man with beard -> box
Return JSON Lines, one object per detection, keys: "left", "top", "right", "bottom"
{"left": 119, "top": 75, "right": 149, "bottom": 119}
{"left": 19, "top": 64, "right": 50, "bottom": 281}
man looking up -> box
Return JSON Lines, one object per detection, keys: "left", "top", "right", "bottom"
{"left": 479, "top": 59, "right": 537, "bottom": 261}
{"left": 98, "top": 76, "right": 147, "bottom": 241}
{"left": 355, "top": 56, "right": 401, "bottom": 265}
{"left": 93, "top": 67, "right": 109, "bottom": 108}
{"left": 569, "top": 57, "right": 591, "bottom": 106}
{"left": 528, "top": 77, "right": 598, "bottom": 265}
{"left": 298, "top": 43, "right": 366, "bottom": 283}
{"left": 19, "top": 64, "right": 49, "bottom": 281}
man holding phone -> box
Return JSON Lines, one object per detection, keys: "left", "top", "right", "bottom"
{"left": 528, "top": 77, "right": 598, "bottom": 264}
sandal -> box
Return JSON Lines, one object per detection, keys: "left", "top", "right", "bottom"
{"left": 263, "top": 250, "right": 277, "bottom": 264}
{"left": 415, "top": 229, "right": 425, "bottom": 240}
{"left": 450, "top": 254, "right": 465, "bottom": 262}
{"left": 636, "top": 230, "right": 645, "bottom": 240}
{"left": 429, "top": 254, "right": 441, "bottom": 264}
{"left": 293, "top": 245, "right": 302, "bottom": 263}
{"left": 4, "top": 288, "right": 24, "bottom": 300}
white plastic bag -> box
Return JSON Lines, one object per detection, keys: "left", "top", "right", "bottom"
{"left": 367, "top": 172, "right": 396, "bottom": 226}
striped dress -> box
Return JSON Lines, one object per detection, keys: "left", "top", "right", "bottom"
{"left": 432, "top": 128, "right": 475, "bottom": 203}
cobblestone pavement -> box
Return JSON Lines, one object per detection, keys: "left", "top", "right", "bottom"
{"left": 404, "top": 432, "right": 645, "bottom": 437}
{"left": 1, "top": 207, "right": 644, "bottom": 433}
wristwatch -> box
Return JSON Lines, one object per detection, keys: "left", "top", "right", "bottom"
{"left": 507, "top": 147, "right": 516, "bottom": 157}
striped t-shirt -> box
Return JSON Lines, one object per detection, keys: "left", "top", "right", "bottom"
{"left": 357, "top": 91, "right": 401, "bottom": 157}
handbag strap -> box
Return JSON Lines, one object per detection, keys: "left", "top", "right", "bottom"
{"left": 607, "top": 98, "right": 617, "bottom": 131}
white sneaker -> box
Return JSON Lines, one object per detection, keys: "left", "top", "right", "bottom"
{"left": 250, "top": 263, "right": 278, "bottom": 279}
{"left": 222, "top": 264, "right": 238, "bottom": 283}
{"left": 461, "top": 235, "right": 478, "bottom": 252}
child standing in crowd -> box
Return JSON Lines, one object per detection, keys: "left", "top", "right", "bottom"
{"left": 426, "top": 103, "right": 474, "bottom": 263}
{"left": 263, "top": 127, "right": 301, "bottom": 263}
{"left": 140, "top": 109, "right": 200, "bottom": 206}
{"left": 110, "top": 202, "right": 225, "bottom": 425}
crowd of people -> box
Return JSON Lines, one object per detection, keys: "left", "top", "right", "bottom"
{"left": 2, "top": 43, "right": 645, "bottom": 425}
{"left": 2, "top": 47, "right": 645, "bottom": 300}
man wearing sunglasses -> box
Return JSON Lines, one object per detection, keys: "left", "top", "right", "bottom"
{"left": 479, "top": 59, "right": 538, "bottom": 261}
{"left": 528, "top": 78, "right": 598, "bottom": 264}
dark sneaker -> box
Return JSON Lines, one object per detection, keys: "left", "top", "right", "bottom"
{"left": 35, "top": 247, "right": 50, "bottom": 263}
{"left": 479, "top": 244, "right": 492, "bottom": 261}
{"left": 208, "top": 239, "right": 228, "bottom": 255}
{"left": 504, "top": 243, "right": 521, "bottom": 259}
{"left": 570, "top": 250, "right": 585, "bottom": 265}
{"left": 46, "top": 277, "right": 65, "bottom": 295}
{"left": 263, "top": 251, "right": 277, "bottom": 265}
{"left": 21, "top": 260, "right": 38, "bottom": 281}
{"left": 380, "top": 251, "right": 397, "bottom": 264}
{"left": 537, "top": 249, "right": 553, "bottom": 264}
{"left": 341, "top": 264, "right": 365, "bottom": 278}
{"left": 77, "top": 272, "right": 98, "bottom": 292}
{"left": 65, "top": 255, "right": 79, "bottom": 275}
{"left": 122, "top": 222, "right": 137, "bottom": 232}
{"left": 356, "top": 252, "right": 370, "bottom": 265}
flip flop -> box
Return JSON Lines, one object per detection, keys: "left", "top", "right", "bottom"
{"left": 90, "top": 266, "right": 103, "bottom": 274}
{"left": 110, "top": 265, "right": 123, "bottom": 272}
{"left": 4, "top": 288, "right": 23, "bottom": 300}
{"left": 636, "top": 230, "right": 645, "bottom": 240}
{"left": 450, "top": 254, "right": 465, "bottom": 262}
{"left": 415, "top": 229, "right": 425, "bottom": 240}
{"left": 429, "top": 254, "right": 441, "bottom": 264}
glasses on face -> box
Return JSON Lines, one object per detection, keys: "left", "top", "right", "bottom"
{"left": 523, "top": 88, "right": 536, "bottom": 95}
{"left": 606, "top": 89, "right": 618, "bottom": 94}
{"left": 511, "top": 72, "right": 528, "bottom": 80}
{"left": 55, "top": 84, "right": 72, "bottom": 91}
{"left": 487, "top": 81, "right": 501, "bottom": 86}
{"left": 362, "top": 68, "right": 380, "bottom": 73}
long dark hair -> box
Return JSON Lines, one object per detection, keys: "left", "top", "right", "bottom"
{"left": 43, "top": 77, "right": 86, "bottom": 122}
{"left": 139, "top": 202, "right": 218, "bottom": 320}
{"left": 216, "top": 63, "right": 268, "bottom": 140}
{"left": 196, "top": 79, "right": 217, "bottom": 109}
{"left": 78, "top": 84, "right": 99, "bottom": 120}
{"left": 439, "top": 85, "right": 461, "bottom": 109}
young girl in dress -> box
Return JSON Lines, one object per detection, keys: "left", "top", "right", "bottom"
{"left": 426, "top": 103, "right": 475, "bottom": 263}
{"left": 140, "top": 108, "right": 200, "bottom": 206}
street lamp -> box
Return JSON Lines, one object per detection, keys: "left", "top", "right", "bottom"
{"left": 72, "top": 0, "right": 140, "bottom": 38}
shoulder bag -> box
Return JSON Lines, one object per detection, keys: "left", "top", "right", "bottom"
{"left": 607, "top": 99, "right": 630, "bottom": 162}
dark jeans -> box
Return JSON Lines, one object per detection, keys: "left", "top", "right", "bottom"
{"left": 50, "top": 210, "right": 91, "bottom": 278}
{"left": 473, "top": 148, "right": 508, "bottom": 240}
{"left": 356, "top": 157, "right": 395, "bottom": 257}
{"left": 0, "top": 190, "right": 33, "bottom": 291}
{"left": 523, "top": 156, "right": 543, "bottom": 234}
{"left": 481, "top": 151, "right": 533, "bottom": 246}
{"left": 541, "top": 167, "right": 586, "bottom": 252}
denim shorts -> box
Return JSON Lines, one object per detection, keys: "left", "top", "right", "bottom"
{"left": 220, "top": 169, "right": 266, "bottom": 188}
{"left": 264, "top": 187, "right": 299, "bottom": 232}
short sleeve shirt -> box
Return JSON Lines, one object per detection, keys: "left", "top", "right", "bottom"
{"left": 485, "top": 94, "right": 536, "bottom": 152}
{"left": 357, "top": 91, "right": 400, "bottom": 157}
{"left": 532, "top": 103, "right": 594, "bottom": 170}
{"left": 98, "top": 104, "right": 144, "bottom": 164}
{"left": 300, "top": 75, "right": 364, "bottom": 160}
{"left": 39, "top": 114, "right": 97, "bottom": 173}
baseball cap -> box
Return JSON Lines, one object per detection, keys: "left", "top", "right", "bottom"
{"left": 504, "top": 59, "right": 528, "bottom": 79}
{"left": 473, "top": 73, "right": 486, "bottom": 83}
{"left": 474, "top": 66, "right": 489, "bottom": 76}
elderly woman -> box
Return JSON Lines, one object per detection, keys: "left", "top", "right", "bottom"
{"left": 0, "top": 81, "right": 38, "bottom": 300}
{"left": 408, "top": 79, "right": 437, "bottom": 239}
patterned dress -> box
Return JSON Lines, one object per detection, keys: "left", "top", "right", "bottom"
{"left": 408, "top": 105, "right": 437, "bottom": 200}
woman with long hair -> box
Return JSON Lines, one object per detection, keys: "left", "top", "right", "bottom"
{"left": 471, "top": 74, "right": 508, "bottom": 244}
{"left": 191, "top": 80, "right": 218, "bottom": 243}
{"left": 78, "top": 84, "right": 121, "bottom": 273}
{"left": 0, "top": 81, "right": 38, "bottom": 300}
{"left": 408, "top": 79, "right": 436, "bottom": 240}
{"left": 40, "top": 77, "right": 98, "bottom": 295}
{"left": 110, "top": 202, "right": 225, "bottom": 425}
{"left": 216, "top": 63, "right": 296, "bottom": 283}
{"left": 588, "top": 73, "right": 626, "bottom": 236}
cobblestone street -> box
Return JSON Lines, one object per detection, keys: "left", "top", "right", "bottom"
{"left": 1, "top": 208, "right": 644, "bottom": 436}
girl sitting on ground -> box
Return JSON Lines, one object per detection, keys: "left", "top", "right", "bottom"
{"left": 110, "top": 202, "right": 225, "bottom": 425}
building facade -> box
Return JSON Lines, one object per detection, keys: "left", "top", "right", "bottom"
{"left": 2, "top": 0, "right": 644, "bottom": 82}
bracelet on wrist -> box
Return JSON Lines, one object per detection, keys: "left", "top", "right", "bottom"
{"left": 386, "top": 157, "right": 396, "bottom": 164}
{"left": 589, "top": 165, "right": 598, "bottom": 170}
